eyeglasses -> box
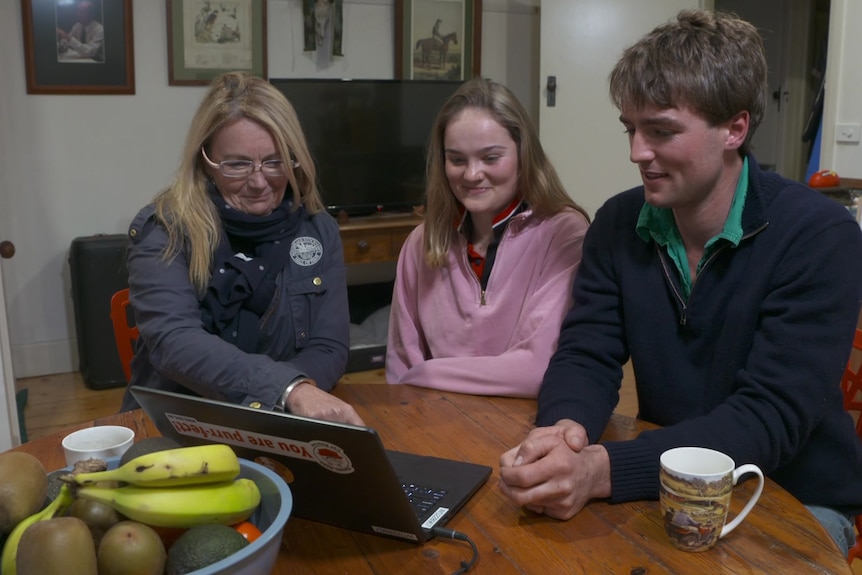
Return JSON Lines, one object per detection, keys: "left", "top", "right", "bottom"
{"left": 201, "top": 147, "right": 299, "bottom": 178}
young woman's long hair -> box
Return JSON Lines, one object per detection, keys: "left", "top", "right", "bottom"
{"left": 153, "top": 72, "right": 324, "bottom": 293}
{"left": 423, "top": 77, "right": 589, "bottom": 267}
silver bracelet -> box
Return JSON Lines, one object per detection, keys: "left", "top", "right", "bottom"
{"left": 274, "top": 377, "right": 315, "bottom": 413}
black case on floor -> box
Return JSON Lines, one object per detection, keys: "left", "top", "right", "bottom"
{"left": 345, "top": 281, "right": 393, "bottom": 373}
{"left": 69, "top": 234, "right": 130, "bottom": 390}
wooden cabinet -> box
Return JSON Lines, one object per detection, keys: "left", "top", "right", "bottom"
{"left": 338, "top": 214, "right": 422, "bottom": 264}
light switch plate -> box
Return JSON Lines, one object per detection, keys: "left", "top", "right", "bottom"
{"left": 836, "top": 123, "right": 861, "bottom": 143}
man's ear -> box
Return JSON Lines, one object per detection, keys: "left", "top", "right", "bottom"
{"left": 725, "top": 111, "right": 750, "bottom": 151}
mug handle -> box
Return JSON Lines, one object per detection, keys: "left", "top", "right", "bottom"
{"left": 719, "top": 463, "right": 764, "bottom": 538}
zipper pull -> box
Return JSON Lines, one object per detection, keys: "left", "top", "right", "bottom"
{"left": 680, "top": 309, "right": 687, "bottom": 326}
{"left": 480, "top": 290, "right": 486, "bottom": 306}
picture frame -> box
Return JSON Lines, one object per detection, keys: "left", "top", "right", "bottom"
{"left": 21, "top": 0, "right": 135, "bottom": 95}
{"left": 166, "top": 0, "right": 267, "bottom": 86}
{"left": 395, "top": 0, "right": 482, "bottom": 81}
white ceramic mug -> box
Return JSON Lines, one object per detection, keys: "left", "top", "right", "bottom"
{"left": 61, "top": 425, "right": 135, "bottom": 466}
{"left": 659, "top": 446, "right": 764, "bottom": 552}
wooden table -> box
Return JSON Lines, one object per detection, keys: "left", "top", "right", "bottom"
{"left": 10, "top": 384, "right": 851, "bottom": 574}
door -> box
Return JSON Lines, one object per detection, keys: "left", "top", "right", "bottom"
{"left": 714, "top": 0, "right": 786, "bottom": 172}
{"left": 0, "top": 240, "right": 21, "bottom": 449}
{"left": 713, "top": 0, "right": 818, "bottom": 181}
{"left": 539, "top": 0, "right": 704, "bottom": 218}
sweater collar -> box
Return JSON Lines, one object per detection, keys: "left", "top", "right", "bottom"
{"left": 635, "top": 156, "right": 751, "bottom": 248}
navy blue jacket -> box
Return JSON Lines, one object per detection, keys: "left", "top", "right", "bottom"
{"left": 537, "top": 159, "right": 862, "bottom": 514}
{"left": 120, "top": 203, "right": 349, "bottom": 412}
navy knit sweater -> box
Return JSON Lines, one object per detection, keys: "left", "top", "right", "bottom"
{"left": 537, "top": 158, "right": 862, "bottom": 515}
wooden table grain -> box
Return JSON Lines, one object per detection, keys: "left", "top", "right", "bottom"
{"left": 10, "top": 384, "right": 851, "bottom": 574}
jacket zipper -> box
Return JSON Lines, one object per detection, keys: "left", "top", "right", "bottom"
{"left": 657, "top": 221, "right": 768, "bottom": 325}
{"left": 462, "top": 226, "right": 513, "bottom": 307}
{"left": 656, "top": 247, "right": 688, "bottom": 325}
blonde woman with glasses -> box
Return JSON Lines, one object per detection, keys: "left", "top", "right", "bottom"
{"left": 119, "top": 71, "right": 363, "bottom": 426}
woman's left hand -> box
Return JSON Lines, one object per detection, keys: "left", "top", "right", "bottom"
{"left": 285, "top": 383, "right": 366, "bottom": 426}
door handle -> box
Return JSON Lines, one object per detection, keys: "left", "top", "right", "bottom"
{"left": 0, "top": 241, "right": 14, "bottom": 259}
{"left": 772, "top": 87, "right": 788, "bottom": 112}
{"left": 547, "top": 76, "right": 557, "bottom": 107}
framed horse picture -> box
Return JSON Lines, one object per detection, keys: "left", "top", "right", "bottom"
{"left": 395, "top": 0, "right": 482, "bottom": 81}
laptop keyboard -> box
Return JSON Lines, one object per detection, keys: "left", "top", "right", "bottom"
{"left": 402, "top": 483, "right": 448, "bottom": 519}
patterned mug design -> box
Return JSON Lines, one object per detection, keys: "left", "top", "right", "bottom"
{"left": 659, "top": 447, "right": 764, "bottom": 552}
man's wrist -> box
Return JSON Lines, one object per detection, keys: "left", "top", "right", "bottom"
{"left": 274, "top": 377, "right": 317, "bottom": 413}
{"left": 584, "top": 444, "right": 612, "bottom": 499}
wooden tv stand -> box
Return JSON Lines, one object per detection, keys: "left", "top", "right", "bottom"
{"left": 337, "top": 211, "right": 423, "bottom": 265}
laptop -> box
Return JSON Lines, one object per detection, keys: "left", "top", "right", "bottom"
{"left": 129, "top": 385, "right": 492, "bottom": 543}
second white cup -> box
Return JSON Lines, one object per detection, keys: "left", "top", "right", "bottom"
{"left": 61, "top": 425, "right": 135, "bottom": 467}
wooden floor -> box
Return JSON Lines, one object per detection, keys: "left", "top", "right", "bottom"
{"left": 15, "top": 363, "right": 639, "bottom": 442}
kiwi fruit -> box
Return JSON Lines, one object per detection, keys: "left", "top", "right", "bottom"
{"left": 16, "top": 516, "right": 97, "bottom": 574}
{"left": 0, "top": 452, "right": 48, "bottom": 534}
{"left": 66, "top": 497, "right": 123, "bottom": 548}
{"left": 97, "top": 520, "right": 166, "bottom": 575}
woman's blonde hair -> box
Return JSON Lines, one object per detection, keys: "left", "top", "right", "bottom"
{"left": 423, "top": 77, "right": 588, "bottom": 267}
{"left": 153, "top": 71, "right": 324, "bottom": 293}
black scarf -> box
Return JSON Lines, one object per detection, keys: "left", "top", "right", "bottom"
{"left": 200, "top": 185, "right": 303, "bottom": 352}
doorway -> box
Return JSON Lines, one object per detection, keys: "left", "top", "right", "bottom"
{"left": 714, "top": 0, "right": 830, "bottom": 182}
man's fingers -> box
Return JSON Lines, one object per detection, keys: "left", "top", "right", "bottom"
{"left": 563, "top": 423, "right": 589, "bottom": 451}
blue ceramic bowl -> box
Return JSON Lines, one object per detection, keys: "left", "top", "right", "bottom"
{"left": 75, "top": 456, "right": 292, "bottom": 574}
{"left": 186, "top": 458, "right": 292, "bottom": 575}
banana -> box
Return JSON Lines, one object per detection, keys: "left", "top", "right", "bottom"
{"left": 1, "top": 484, "right": 75, "bottom": 575}
{"left": 70, "top": 444, "right": 240, "bottom": 488}
{"left": 75, "top": 478, "right": 261, "bottom": 528}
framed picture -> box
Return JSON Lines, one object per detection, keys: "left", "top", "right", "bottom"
{"left": 395, "top": 0, "right": 482, "bottom": 81}
{"left": 166, "top": 0, "right": 267, "bottom": 86}
{"left": 21, "top": 0, "right": 135, "bottom": 95}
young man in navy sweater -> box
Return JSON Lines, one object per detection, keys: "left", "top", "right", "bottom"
{"left": 499, "top": 9, "right": 862, "bottom": 555}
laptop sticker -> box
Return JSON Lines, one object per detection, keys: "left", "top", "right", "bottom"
{"left": 165, "top": 412, "right": 355, "bottom": 473}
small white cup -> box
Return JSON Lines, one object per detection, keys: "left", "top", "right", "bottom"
{"left": 62, "top": 425, "right": 135, "bottom": 467}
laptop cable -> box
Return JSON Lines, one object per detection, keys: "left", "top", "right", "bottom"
{"left": 432, "top": 526, "right": 479, "bottom": 574}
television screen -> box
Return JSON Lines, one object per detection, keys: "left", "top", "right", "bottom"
{"left": 269, "top": 79, "right": 463, "bottom": 216}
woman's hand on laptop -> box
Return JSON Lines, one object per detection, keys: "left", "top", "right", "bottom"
{"left": 286, "top": 382, "right": 366, "bottom": 426}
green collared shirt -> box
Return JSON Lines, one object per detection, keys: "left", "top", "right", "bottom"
{"left": 635, "top": 157, "right": 749, "bottom": 300}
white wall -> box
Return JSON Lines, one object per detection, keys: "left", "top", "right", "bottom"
{"left": 5, "top": 0, "right": 854, "bottom": 380}
{"left": 0, "top": 0, "right": 538, "bottom": 378}
{"left": 821, "top": 0, "right": 862, "bottom": 179}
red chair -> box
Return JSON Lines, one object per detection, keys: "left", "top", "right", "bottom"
{"left": 110, "top": 288, "right": 139, "bottom": 382}
{"left": 840, "top": 328, "right": 862, "bottom": 564}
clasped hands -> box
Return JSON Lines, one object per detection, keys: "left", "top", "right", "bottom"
{"left": 499, "top": 419, "right": 612, "bottom": 520}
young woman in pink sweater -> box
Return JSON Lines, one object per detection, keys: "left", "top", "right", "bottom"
{"left": 386, "top": 78, "right": 590, "bottom": 397}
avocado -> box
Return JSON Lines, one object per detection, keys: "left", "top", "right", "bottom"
{"left": 166, "top": 523, "right": 248, "bottom": 575}
{"left": 118, "top": 436, "right": 183, "bottom": 467}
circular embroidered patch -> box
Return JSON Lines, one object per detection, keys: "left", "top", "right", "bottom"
{"left": 290, "top": 236, "right": 323, "bottom": 266}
